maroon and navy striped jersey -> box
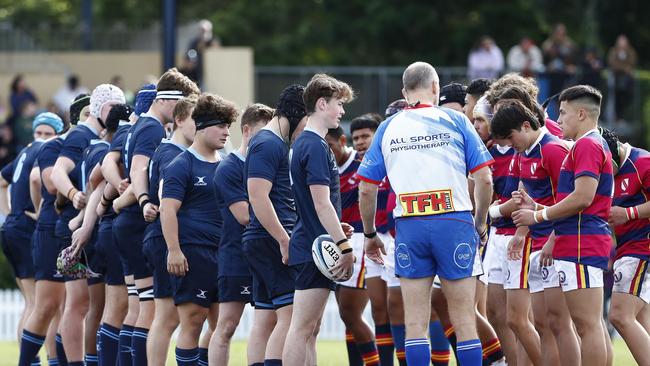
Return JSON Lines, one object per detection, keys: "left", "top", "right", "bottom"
{"left": 489, "top": 144, "right": 518, "bottom": 235}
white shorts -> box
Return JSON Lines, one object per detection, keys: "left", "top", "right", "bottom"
{"left": 555, "top": 260, "right": 603, "bottom": 292}
{"left": 541, "top": 259, "right": 560, "bottom": 289}
{"left": 504, "top": 237, "right": 533, "bottom": 291}
{"left": 338, "top": 233, "right": 367, "bottom": 289}
{"left": 483, "top": 230, "right": 511, "bottom": 285}
{"left": 528, "top": 251, "right": 545, "bottom": 294}
{"left": 612, "top": 256, "right": 650, "bottom": 303}
{"left": 365, "top": 232, "right": 392, "bottom": 280}
{"left": 380, "top": 235, "right": 400, "bottom": 287}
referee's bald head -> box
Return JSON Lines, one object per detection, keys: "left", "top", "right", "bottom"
{"left": 402, "top": 62, "right": 439, "bottom": 92}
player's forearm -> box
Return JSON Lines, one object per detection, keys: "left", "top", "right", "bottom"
{"left": 359, "top": 181, "right": 379, "bottom": 234}
{"left": 160, "top": 206, "right": 181, "bottom": 251}
{"left": 101, "top": 152, "right": 124, "bottom": 190}
{"left": 314, "top": 200, "right": 346, "bottom": 243}
{"left": 624, "top": 200, "right": 650, "bottom": 220}
{"left": 29, "top": 168, "right": 42, "bottom": 212}
{"left": 81, "top": 183, "right": 103, "bottom": 230}
{"left": 473, "top": 169, "right": 493, "bottom": 227}
{"left": 249, "top": 194, "right": 290, "bottom": 243}
{"left": 114, "top": 185, "right": 136, "bottom": 208}
{"left": 130, "top": 164, "right": 150, "bottom": 203}
{"left": 497, "top": 198, "right": 517, "bottom": 217}
{"left": 0, "top": 185, "right": 10, "bottom": 215}
{"left": 51, "top": 163, "right": 75, "bottom": 200}
{"left": 544, "top": 190, "right": 593, "bottom": 222}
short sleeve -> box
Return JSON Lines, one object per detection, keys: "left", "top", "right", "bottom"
{"left": 1, "top": 160, "right": 13, "bottom": 182}
{"left": 162, "top": 156, "right": 190, "bottom": 201}
{"left": 247, "top": 140, "right": 281, "bottom": 182}
{"left": 542, "top": 142, "right": 568, "bottom": 186}
{"left": 38, "top": 144, "right": 58, "bottom": 171}
{"left": 573, "top": 137, "right": 605, "bottom": 180}
{"left": 357, "top": 121, "right": 388, "bottom": 184}
{"left": 636, "top": 154, "right": 650, "bottom": 195}
{"left": 59, "top": 131, "right": 88, "bottom": 163}
{"left": 459, "top": 115, "right": 494, "bottom": 173}
{"left": 110, "top": 129, "right": 128, "bottom": 152}
{"left": 216, "top": 160, "right": 247, "bottom": 207}
{"left": 303, "top": 139, "right": 331, "bottom": 186}
{"left": 133, "top": 124, "right": 165, "bottom": 159}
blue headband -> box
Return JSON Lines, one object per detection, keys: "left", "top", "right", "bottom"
{"left": 33, "top": 112, "right": 64, "bottom": 134}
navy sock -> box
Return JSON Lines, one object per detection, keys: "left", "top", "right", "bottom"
{"left": 99, "top": 323, "right": 120, "bottom": 366}
{"left": 457, "top": 339, "right": 482, "bottom": 366}
{"left": 375, "top": 324, "right": 394, "bottom": 366}
{"left": 67, "top": 362, "right": 84, "bottom": 366}
{"left": 118, "top": 325, "right": 134, "bottom": 366}
{"left": 55, "top": 334, "right": 68, "bottom": 366}
{"left": 19, "top": 330, "right": 45, "bottom": 366}
{"left": 30, "top": 356, "right": 41, "bottom": 366}
{"left": 47, "top": 358, "right": 59, "bottom": 366}
{"left": 390, "top": 324, "right": 407, "bottom": 366}
{"left": 249, "top": 364, "right": 264, "bottom": 366}
{"left": 405, "top": 338, "right": 430, "bottom": 366}
{"left": 83, "top": 354, "right": 98, "bottom": 366}
{"left": 263, "top": 360, "right": 282, "bottom": 366}
{"left": 132, "top": 327, "right": 149, "bottom": 366}
{"left": 175, "top": 347, "right": 199, "bottom": 366}
{"left": 344, "top": 330, "right": 363, "bottom": 366}
{"left": 198, "top": 347, "right": 209, "bottom": 366}
{"left": 357, "top": 341, "right": 380, "bottom": 365}
{"left": 429, "top": 320, "right": 451, "bottom": 365}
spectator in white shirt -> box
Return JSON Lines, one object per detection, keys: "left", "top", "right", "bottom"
{"left": 507, "top": 37, "right": 544, "bottom": 77}
{"left": 468, "top": 36, "right": 504, "bottom": 80}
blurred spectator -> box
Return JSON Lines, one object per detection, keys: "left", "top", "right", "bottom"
{"left": 468, "top": 36, "right": 504, "bottom": 80}
{"left": 53, "top": 74, "right": 88, "bottom": 121}
{"left": 12, "top": 100, "right": 38, "bottom": 151}
{"left": 111, "top": 75, "right": 135, "bottom": 105}
{"left": 184, "top": 19, "right": 220, "bottom": 87}
{"left": 579, "top": 47, "right": 604, "bottom": 90}
{"left": 607, "top": 34, "right": 637, "bottom": 122}
{"left": 8, "top": 74, "right": 38, "bottom": 121}
{"left": 507, "top": 37, "right": 544, "bottom": 77}
{"left": 542, "top": 23, "right": 577, "bottom": 97}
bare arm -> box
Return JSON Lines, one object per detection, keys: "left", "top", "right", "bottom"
{"left": 41, "top": 167, "right": 57, "bottom": 195}
{"left": 247, "top": 177, "right": 291, "bottom": 245}
{"left": 160, "top": 198, "right": 188, "bottom": 276}
{"left": 229, "top": 201, "right": 250, "bottom": 226}
{"left": 358, "top": 180, "right": 379, "bottom": 235}
{"left": 472, "top": 165, "right": 493, "bottom": 234}
{"left": 0, "top": 176, "right": 9, "bottom": 215}
{"left": 130, "top": 154, "right": 151, "bottom": 208}
{"left": 101, "top": 151, "right": 124, "bottom": 191}
{"left": 52, "top": 156, "right": 79, "bottom": 202}
{"left": 29, "top": 167, "right": 42, "bottom": 215}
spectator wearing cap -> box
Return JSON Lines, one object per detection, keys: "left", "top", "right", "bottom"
{"left": 439, "top": 82, "right": 467, "bottom": 113}
{"left": 468, "top": 36, "right": 504, "bottom": 80}
{"left": 507, "top": 38, "right": 544, "bottom": 77}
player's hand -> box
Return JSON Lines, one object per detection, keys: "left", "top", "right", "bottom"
{"left": 608, "top": 206, "right": 628, "bottom": 226}
{"left": 512, "top": 209, "right": 536, "bottom": 227}
{"left": 72, "top": 191, "right": 87, "bottom": 210}
{"left": 167, "top": 248, "right": 189, "bottom": 277}
{"left": 24, "top": 210, "right": 38, "bottom": 221}
{"left": 71, "top": 226, "right": 91, "bottom": 255}
{"left": 540, "top": 236, "right": 555, "bottom": 267}
{"left": 341, "top": 222, "right": 354, "bottom": 239}
{"left": 364, "top": 235, "right": 386, "bottom": 265}
{"left": 331, "top": 252, "right": 355, "bottom": 281}
{"left": 507, "top": 235, "right": 526, "bottom": 260}
{"left": 279, "top": 236, "right": 290, "bottom": 265}
{"left": 68, "top": 214, "right": 83, "bottom": 232}
{"left": 112, "top": 195, "right": 125, "bottom": 215}
{"left": 118, "top": 178, "right": 130, "bottom": 195}
{"left": 512, "top": 189, "right": 535, "bottom": 210}
{"left": 142, "top": 202, "right": 159, "bottom": 223}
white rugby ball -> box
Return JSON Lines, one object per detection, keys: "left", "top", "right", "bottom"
{"left": 312, "top": 234, "right": 342, "bottom": 281}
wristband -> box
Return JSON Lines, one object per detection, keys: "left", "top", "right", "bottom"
{"left": 626, "top": 206, "right": 639, "bottom": 220}
{"left": 139, "top": 199, "right": 151, "bottom": 210}
{"left": 479, "top": 228, "right": 488, "bottom": 239}
{"left": 488, "top": 205, "right": 503, "bottom": 219}
{"left": 541, "top": 208, "right": 549, "bottom": 221}
{"left": 138, "top": 193, "right": 150, "bottom": 203}
{"left": 336, "top": 239, "right": 353, "bottom": 253}
{"left": 364, "top": 231, "right": 377, "bottom": 239}
{"left": 67, "top": 187, "right": 78, "bottom": 200}
{"left": 100, "top": 198, "right": 110, "bottom": 207}
{"left": 533, "top": 210, "right": 541, "bottom": 224}
{"left": 534, "top": 202, "right": 539, "bottom": 211}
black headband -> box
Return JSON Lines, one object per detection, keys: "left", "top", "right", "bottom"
{"left": 195, "top": 116, "right": 228, "bottom": 130}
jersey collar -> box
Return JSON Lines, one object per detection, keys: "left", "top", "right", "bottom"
{"left": 524, "top": 126, "right": 548, "bottom": 155}
{"left": 78, "top": 121, "right": 99, "bottom": 137}
{"left": 232, "top": 149, "right": 245, "bottom": 162}
{"left": 338, "top": 147, "right": 356, "bottom": 173}
{"left": 405, "top": 102, "right": 434, "bottom": 110}
{"left": 575, "top": 128, "right": 599, "bottom": 142}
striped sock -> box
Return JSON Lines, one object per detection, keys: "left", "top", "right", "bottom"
{"left": 443, "top": 325, "right": 458, "bottom": 358}
{"left": 358, "top": 341, "right": 380, "bottom": 365}
{"left": 118, "top": 325, "right": 134, "bottom": 366}
{"left": 263, "top": 360, "right": 282, "bottom": 366}
{"left": 457, "top": 339, "right": 482, "bottom": 366}
{"left": 405, "top": 338, "right": 430, "bottom": 366}
{"left": 175, "top": 347, "right": 199, "bottom": 366}
{"left": 47, "top": 358, "right": 59, "bottom": 366}
{"left": 83, "top": 354, "right": 98, "bottom": 366}
{"left": 345, "top": 330, "right": 364, "bottom": 366}
{"left": 67, "top": 362, "right": 83, "bottom": 366}
{"left": 131, "top": 327, "right": 149, "bottom": 366}
{"left": 250, "top": 364, "right": 264, "bottom": 366}
{"left": 429, "top": 321, "right": 451, "bottom": 365}
{"left": 198, "top": 347, "right": 209, "bottom": 366}
{"left": 30, "top": 356, "right": 41, "bottom": 366}
{"left": 482, "top": 338, "right": 504, "bottom": 365}
{"left": 375, "top": 323, "right": 394, "bottom": 366}
{"left": 390, "top": 324, "right": 407, "bottom": 366}
{"left": 19, "top": 330, "right": 45, "bottom": 366}
{"left": 99, "top": 323, "right": 120, "bottom": 366}
{"left": 55, "top": 334, "right": 68, "bottom": 366}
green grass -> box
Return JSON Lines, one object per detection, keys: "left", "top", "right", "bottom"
{"left": 0, "top": 339, "right": 638, "bottom": 365}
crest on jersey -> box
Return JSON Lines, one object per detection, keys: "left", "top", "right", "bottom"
{"left": 194, "top": 176, "right": 207, "bottom": 186}
{"left": 530, "top": 162, "right": 538, "bottom": 175}
{"left": 621, "top": 178, "right": 629, "bottom": 192}
{"left": 509, "top": 158, "right": 515, "bottom": 173}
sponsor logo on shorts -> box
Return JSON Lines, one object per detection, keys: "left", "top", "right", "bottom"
{"left": 453, "top": 243, "right": 472, "bottom": 269}
{"left": 399, "top": 189, "right": 454, "bottom": 217}
{"left": 194, "top": 176, "right": 207, "bottom": 186}
{"left": 614, "top": 271, "right": 623, "bottom": 283}
{"left": 541, "top": 267, "right": 549, "bottom": 280}
{"left": 241, "top": 286, "right": 251, "bottom": 295}
{"left": 558, "top": 271, "right": 566, "bottom": 284}
{"left": 506, "top": 268, "right": 511, "bottom": 281}
{"left": 395, "top": 243, "right": 411, "bottom": 269}
{"left": 196, "top": 289, "right": 208, "bottom": 299}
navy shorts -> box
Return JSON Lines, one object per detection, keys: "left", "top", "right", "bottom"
{"left": 242, "top": 237, "right": 296, "bottom": 308}
{"left": 170, "top": 245, "right": 219, "bottom": 308}
{"left": 112, "top": 211, "right": 151, "bottom": 280}
{"left": 394, "top": 212, "right": 480, "bottom": 280}
{"left": 84, "top": 232, "right": 104, "bottom": 286}
{"left": 33, "top": 227, "right": 65, "bottom": 282}
{"left": 218, "top": 276, "right": 253, "bottom": 304}
{"left": 95, "top": 219, "right": 126, "bottom": 286}
{"left": 294, "top": 262, "right": 335, "bottom": 291}
{"left": 143, "top": 236, "right": 172, "bottom": 298}
{"left": 1, "top": 228, "right": 35, "bottom": 279}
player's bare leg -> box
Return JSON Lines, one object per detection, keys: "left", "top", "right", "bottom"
{"left": 247, "top": 308, "right": 276, "bottom": 365}
{"left": 487, "top": 283, "right": 518, "bottom": 364}
{"left": 209, "top": 302, "right": 246, "bottom": 365}
{"left": 506, "top": 289, "right": 541, "bottom": 365}
{"left": 609, "top": 292, "right": 650, "bottom": 365}
{"left": 147, "top": 298, "right": 179, "bottom": 366}
{"left": 531, "top": 292, "right": 559, "bottom": 366}
{"left": 543, "top": 286, "right": 579, "bottom": 365}
{"left": 565, "top": 288, "right": 607, "bottom": 366}
{"left": 60, "top": 279, "right": 89, "bottom": 362}
{"left": 282, "top": 289, "right": 329, "bottom": 365}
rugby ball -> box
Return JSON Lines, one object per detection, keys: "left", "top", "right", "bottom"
{"left": 312, "top": 234, "right": 342, "bottom": 281}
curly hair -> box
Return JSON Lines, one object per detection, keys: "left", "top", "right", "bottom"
{"left": 192, "top": 93, "right": 239, "bottom": 127}
{"left": 485, "top": 73, "right": 539, "bottom": 106}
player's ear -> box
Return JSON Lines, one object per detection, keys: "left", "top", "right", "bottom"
{"left": 340, "top": 134, "right": 347, "bottom": 146}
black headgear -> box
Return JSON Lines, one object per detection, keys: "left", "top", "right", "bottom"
{"left": 69, "top": 93, "right": 90, "bottom": 126}
{"left": 275, "top": 84, "right": 306, "bottom": 140}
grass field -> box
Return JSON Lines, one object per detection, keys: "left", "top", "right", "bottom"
{"left": 0, "top": 339, "right": 639, "bottom": 365}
